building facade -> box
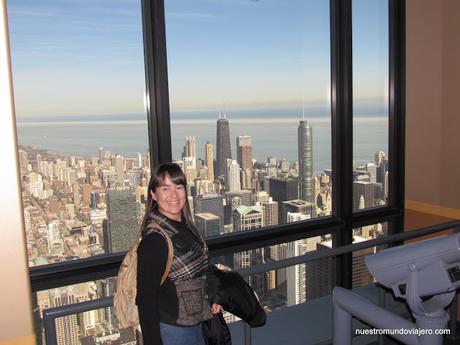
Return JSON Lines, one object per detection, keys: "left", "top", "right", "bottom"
{"left": 216, "top": 117, "right": 231, "bottom": 177}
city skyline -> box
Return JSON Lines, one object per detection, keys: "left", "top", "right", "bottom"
{"left": 16, "top": 112, "right": 389, "bottom": 176}
{"left": 18, "top": 114, "right": 388, "bottom": 265}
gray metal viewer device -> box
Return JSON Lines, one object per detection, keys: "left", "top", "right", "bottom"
{"left": 333, "top": 233, "right": 460, "bottom": 345}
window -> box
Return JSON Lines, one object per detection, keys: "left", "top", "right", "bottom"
{"left": 33, "top": 278, "right": 137, "bottom": 344}
{"left": 8, "top": 0, "right": 149, "bottom": 267}
{"left": 352, "top": 222, "right": 388, "bottom": 288}
{"left": 227, "top": 234, "right": 333, "bottom": 312}
{"left": 352, "top": 0, "right": 389, "bottom": 211}
{"left": 165, "top": 0, "right": 332, "bottom": 236}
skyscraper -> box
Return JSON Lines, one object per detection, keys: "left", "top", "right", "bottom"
{"left": 233, "top": 205, "right": 267, "bottom": 298}
{"left": 50, "top": 288, "right": 79, "bottom": 345}
{"left": 18, "top": 148, "right": 28, "bottom": 169}
{"left": 194, "top": 178, "right": 214, "bottom": 196}
{"left": 233, "top": 204, "right": 264, "bottom": 232}
{"left": 254, "top": 191, "right": 270, "bottom": 204}
{"left": 286, "top": 240, "right": 308, "bottom": 306}
{"left": 114, "top": 155, "right": 124, "bottom": 186}
{"left": 353, "top": 181, "right": 375, "bottom": 210}
{"left": 269, "top": 177, "right": 299, "bottom": 203}
{"left": 182, "top": 156, "right": 197, "bottom": 185}
{"left": 366, "top": 162, "right": 378, "bottom": 183}
{"left": 137, "top": 152, "right": 142, "bottom": 168}
{"left": 90, "top": 191, "right": 98, "bottom": 210}
{"left": 236, "top": 135, "right": 252, "bottom": 171}
{"left": 236, "top": 135, "right": 253, "bottom": 189}
{"left": 36, "top": 153, "right": 42, "bottom": 173}
{"left": 195, "top": 212, "right": 221, "bottom": 237}
{"left": 98, "top": 147, "right": 104, "bottom": 162}
{"left": 216, "top": 116, "right": 231, "bottom": 177}
{"left": 224, "top": 190, "right": 253, "bottom": 206}
{"left": 183, "top": 136, "right": 197, "bottom": 159}
{"left": 225, "top": 159, "right": 241, "bottom": 192}
{"left": 374, "top": 150, "right": 387, "bottom": 166}
{"left": 262, "top": 197, "right": 278, "bottom": 227}
{"left": 81, "top": 184, "right": 93, "bottom": 207}
{"left": 306, "top": 237, "right": 333, "bottom": 300}
{"left": 193, "top": 194, "right": 224, "bottom": 233}
{"left": 106, "top": 189, "right": 139, "bottom": 253}
{"left": 205, "top": 141, "right": 214, "bottom": 182}
{"left": 298, "top": 120, "right": 314, "bottom": 204}
{"left": 351, "top": 236, "right": 377, "bottom": 288}
{"left": 280, "top": 199, "right": 315, "bottom": 224}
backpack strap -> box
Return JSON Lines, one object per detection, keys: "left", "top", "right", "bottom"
{"left": 146, "top": 222, "right": 174, "bottom": 285}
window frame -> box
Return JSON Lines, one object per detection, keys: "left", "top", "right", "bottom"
{"left": 28, "top": 0, "right": 405, "bottom": 292}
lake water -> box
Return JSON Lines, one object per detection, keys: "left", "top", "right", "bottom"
{"left": 16, "top": 115, "right": 388, "bottom": 174}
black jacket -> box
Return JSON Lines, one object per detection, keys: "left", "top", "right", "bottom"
{"left": 202, "top": 265, "right": 266, "bottom": 345}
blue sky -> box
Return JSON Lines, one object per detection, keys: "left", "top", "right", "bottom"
{"left": 7, "top": 0, "right": 388, "bottom": 118}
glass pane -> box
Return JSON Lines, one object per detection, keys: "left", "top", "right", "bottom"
{"left": 7, "top": 0, "right": 148, "bottom": 266}
{"left": 53, "top": 310, "right": 138, "bottom": 345}
{"left": 165, "top": 0, "right": 332, "bottom": 236}
{"left": 352, "top": 222, "right": 388, "bottom": 288}
{"left": 33, "top": 279, "right": 129, "bottom": 345}
{"left": 217, "top": 233, "right": 333, "bottom": 313}
{"left": 352, "top": 0, "right": 389, "bottom": 211}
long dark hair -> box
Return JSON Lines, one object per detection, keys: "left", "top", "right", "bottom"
{"left": 141, "top": 162, "right": 195, "bottom": 236}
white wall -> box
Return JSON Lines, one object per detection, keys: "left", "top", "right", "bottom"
{"left": 0, "top": 0, "right": 35, "bottom": 343}
{"left": 406, "top": 0, "right": 460, "bottom": 210}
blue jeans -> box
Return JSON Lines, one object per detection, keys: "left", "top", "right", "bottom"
{"left": 160, "top": 322, "right": 205, "bottom": 345}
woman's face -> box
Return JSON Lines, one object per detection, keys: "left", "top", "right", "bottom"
{"left": 151, "top": 174, "right": 186, "bottom": 221}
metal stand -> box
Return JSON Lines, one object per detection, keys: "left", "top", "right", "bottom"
{"left": 406, "top": 268, "right": 454, "bottom": 345}
{"left": 333, "top": 269, "right": 456, "bottom": 345}
{"left": 243, "top": 322, "right": 252, "bottom": 345}
{"left": 333, "top": 287, "right": 418, "bottom": 345}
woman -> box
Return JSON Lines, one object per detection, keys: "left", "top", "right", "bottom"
{"left": 136, "top": 162, "right": 220, "bottom": 345}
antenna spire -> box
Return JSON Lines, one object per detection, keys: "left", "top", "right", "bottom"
{"left": 302, "top": 100, "right": 305, "bottom": 120}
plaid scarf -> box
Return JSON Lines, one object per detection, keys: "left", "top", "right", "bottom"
{"left": 148, "top": 211, "right": 209, "bottom": 282}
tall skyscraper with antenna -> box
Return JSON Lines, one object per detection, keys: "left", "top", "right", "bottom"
{"left": 216, "top": 114, "right": 231, "bottom": 177}
{"left": 298, "top": 119, "right": 314, "bottom": 204}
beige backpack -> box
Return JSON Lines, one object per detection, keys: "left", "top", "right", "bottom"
{"left": 114, "top": 223, "right": 173, "bottom": 329}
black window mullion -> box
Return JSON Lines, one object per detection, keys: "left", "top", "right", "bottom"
{"left": 142, "top": 0, "right": 172, "bottom": 168}
{"left": 330, "top": 0, "right": 353, "bottom": 289}
{"left": 387, "top": 0, "right": 406, "bottom": 236}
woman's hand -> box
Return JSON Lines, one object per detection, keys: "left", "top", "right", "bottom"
{"left": 211, "top": 303, "right": 222, "bottom": 314}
